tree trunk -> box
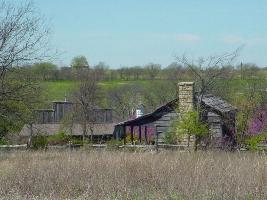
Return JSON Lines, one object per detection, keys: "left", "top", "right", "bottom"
{"left": 82, "top": 122, "right": 87, "bottom": 145}
{"left": 28, "top": 123, "right": 33, "bottom": 148}
{"left": 194, "top": 136, "right": 198, "bottom": 152}
{"left": 90, "top": 125, "right": 93, "bottom": 142}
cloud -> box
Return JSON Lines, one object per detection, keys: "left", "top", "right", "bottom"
{"left": 151, "top": 33, "right": 200, "bottom": 43}
{"left": 248, "top": 37, "right": 267, "bottom": 45}
{"left": 222, "top": 35, "right": 245, "bottom": 44}
{"left": 176, "top": 34, "right": 200, "bottom": 42}
{"left": 222, "top": 35, "right": 267, "bottom": 45}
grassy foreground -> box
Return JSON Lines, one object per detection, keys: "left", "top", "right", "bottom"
{"left": 0, "top": 150, "right": 266, "bottom": 200}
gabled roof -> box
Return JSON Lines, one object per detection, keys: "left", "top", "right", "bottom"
{"left": 116, "top": 99, "right": 178, "bottom": 126}
{"left": 116, "top": 94, "right": 237, "bottom": 127}
{"left": 200, "top": 94, "right": 238, "bottom": 114}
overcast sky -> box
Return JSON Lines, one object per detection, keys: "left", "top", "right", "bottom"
{"left": 35, "top": 0, "right": 267, "bottom": 68}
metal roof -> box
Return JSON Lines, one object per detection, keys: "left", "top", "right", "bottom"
{"left": 19, "top": 123, "right": 116, "bottom": 136}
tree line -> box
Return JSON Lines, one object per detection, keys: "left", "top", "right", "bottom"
{"left": 22, "top": 56, "right": 267, "bottom": 82}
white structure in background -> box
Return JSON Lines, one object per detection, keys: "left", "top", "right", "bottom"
{"left": 135, "top": 104, "right": 145, "bottom": 118}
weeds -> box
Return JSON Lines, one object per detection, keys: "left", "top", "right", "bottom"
{"left": 0, "top": 150, "right": 266, "bottom": 200}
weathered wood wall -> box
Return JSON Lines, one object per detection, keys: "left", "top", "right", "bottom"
{"left": 35, "top": 109, "right": 54, "bottom": 124}
{"left": 153, "top": 111, "right": 177, "bottom": 143}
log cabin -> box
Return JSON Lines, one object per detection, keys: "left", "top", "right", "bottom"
{"left": 113, "top": 82, "right": 238, "bottom": 148}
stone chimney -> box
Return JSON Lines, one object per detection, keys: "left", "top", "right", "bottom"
{"left": 178, "top": 82, "right": 196, "bottom": 146}
{"left": 178, "top": 82, "right": 195, "bottom": 114}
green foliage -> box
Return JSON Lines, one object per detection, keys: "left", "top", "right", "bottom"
{"left": 71, "top": 55, "right": 89, "bottom": 69}
{"left": 69, "top": 138, "right": 83, "bottom": 145}
{"left": 41, "top": 79, "right": 267, "bottom": 105}
{"left": 125, "top": 134, "right": 139, "bottom": 144}
{"left": 245, "top": 134, "right": 265, "bottom": 151}
{"left": 234, "top": 79, "right": 267, "bottom": 144}
{"left": 32, "top": 135, "right": 48, "bottom": 149}
{"left": 41, "top": 80, "right": 78, "bottom": 101}
{"left": 164, "top": 131, "right": 178, "bottom": 144}
{"left": 0, "top": 69, "right": 43, "bottom": 135}
{"left": 236, "top": 111, "right": 250, "bottom": 144}
{"left": 32, "top": 62, "right": 58, "bottom": 80}
{"left": 0, "top": 137, "right": 8, "bottom": 145}
{"left": 47, "top": 131, "right": 70, "bottom": 145}
{"left": 106, "top": 139, "right": 123, "bottom": 147}
{"left": 164, "top": 123, "right": 179, "bottom": 144}
{"left": 176, "top": 110, "right": 208, "bottom": 139}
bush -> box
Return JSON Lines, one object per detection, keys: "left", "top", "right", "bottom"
{"left": 164, "top": 130, "right": 178, "bottom": 144}
{"left": 106, "top": 139, "right": 123, "bottom": 147}
{"left": 69, "top": 137, "right": 83, "bottom": 145}
{"left": 47, "top": 131, "right": 70, "bottom": 145}
{"left": 245, "top": 134, "right": 265, "bottom": 151}
{"left": 125, "top": 134, "right": 139, "bottom": 144}
{"left": 0, "top": 137, "right": 8, "bottom": 145}
{"left": 32, "top": 135, "right": 48, "bottom": 149}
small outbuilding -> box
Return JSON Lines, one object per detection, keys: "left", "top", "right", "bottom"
{"left": 19, "top": 100, "right": 117, "bottom": 142}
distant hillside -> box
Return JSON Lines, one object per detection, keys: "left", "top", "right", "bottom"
{"left": 41, "top": 79, "right": 267, "bottom": 108}
{"left": 41, "top": 79, "right": 152, "bottom": 102}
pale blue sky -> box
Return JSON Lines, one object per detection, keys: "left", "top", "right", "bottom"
{"left": 35, "top": 0, "right": 267, "bottom": 68}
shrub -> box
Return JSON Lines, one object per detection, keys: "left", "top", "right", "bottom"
{"left": 164, "top": 129, "right": 178, "bottom": 144}
{"left": 0, "top": 137, "right": 8, "bottom": 145}
{"left": 165, "top": 115, "right": 181, "bottom": 144}
{"left": 69, "top": 137, "right": 83, "bottom": 145}
{"left": 32, "top": 135, "right": 48, "bottom": 149}
{"left": 125, "top": 134, "right": 139, "bottom": 144}
{"left": 47, "top": 131, "right": 70, "bottom": 145}
{"left": 245, "top": 134, "right": 265, "bottom": 151}
{"left": 106, "top": 139, "right": 123, "bottom": 147}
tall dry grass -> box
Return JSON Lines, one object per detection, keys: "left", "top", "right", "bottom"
{"left": 0, "top": 150, "right": 266, "bottom": 200}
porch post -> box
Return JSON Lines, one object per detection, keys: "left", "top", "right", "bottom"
{"left": 130, "top": 126, "right": 134, "bottom": 145}
{"left": 139, "top": 125, "right": 142, "bottom": 144}
{"left": 145, "top": 126, "right": 148, "bottom": 144}
{"left": 123, "top": 125, "right": 126, "bottom": 145}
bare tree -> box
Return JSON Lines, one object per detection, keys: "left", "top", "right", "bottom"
{"left": 106, "top": 84, "right": 143, "bottom": 120}
{"left": 0, "top": 0, "right": 51, "bottom": 135}
{"left": 0, "top": 1, "right": 50, "bottom": 80}
{"left": 176, "top": 48, "right": 241, "bottom": 112}
{"left": 145, "top": 63, "right": 161, "bottom": 80}
{"left": 163, "top": 62, "right": 184, "bottom": 81}
{"left": 93, "top": 61, "right": 109, "bottom": 81}
{"left": 72, "top": 71, "right": 101, "bottom": 143}
{"left": 131, "top": 66, "right": 143, "bottom": 80}
{"left": 143, "top": 80, "right": 176, "bottom": 112}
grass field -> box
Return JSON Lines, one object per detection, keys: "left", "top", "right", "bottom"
{"left": 0, "top": 150, "right": 266, "bottom": 200}
{"left": 41, "top": 78, "right": 267, "bottom": 103}
{"left": 41, "top": 79, "right": 152, "bottom": 101}
{"left": 41, "top": 80, "right": 79, "bottom": 101}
